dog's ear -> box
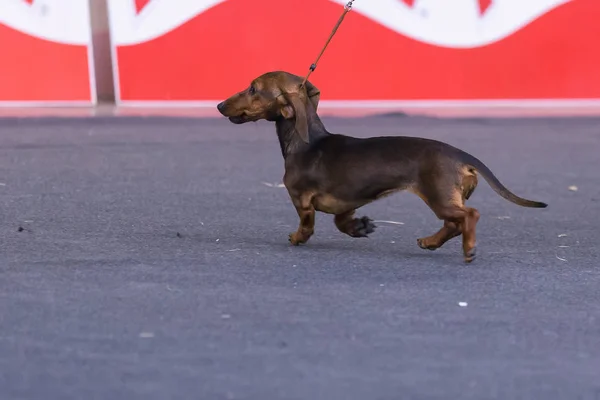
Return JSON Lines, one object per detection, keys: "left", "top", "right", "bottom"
{"left": 304, "top": 80, "right": 321, "bottom": 111}
{"left": 281, "top": 93, "right": 309, "bottom": 143}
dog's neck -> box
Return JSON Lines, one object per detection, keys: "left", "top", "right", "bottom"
{"left": 275, "top": 108, "right": 328, "bottom": 159}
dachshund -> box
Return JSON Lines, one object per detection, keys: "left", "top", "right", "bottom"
{"left": 217, "top": 71, "right": 547, "bottom": 263}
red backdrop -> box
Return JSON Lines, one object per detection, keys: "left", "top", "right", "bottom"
{"left": 0, "top": 0, "right": 94, "bottom": 103}
{"left": 111, "top": 0, "right": 600, "bottom": 102}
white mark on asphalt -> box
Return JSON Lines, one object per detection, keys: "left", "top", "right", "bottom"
{"left": 261, "top": 181, "right": 285, "bottom": 188}
{"left": 374, "top": 220, "right": 404, "bottom": 225}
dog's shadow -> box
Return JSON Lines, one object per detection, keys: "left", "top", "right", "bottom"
{"left": 183, "top": 229, "right": 462, "bottom": 265}
{"left": 301, "top": 240, "right": 461, "bottom": 262}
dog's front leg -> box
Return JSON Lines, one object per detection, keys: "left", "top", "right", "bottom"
{"left": 288, "top": 194, "right": 315, "bottom": 246}
{"left": 334, "top": 210, "right": 376, "bottom": 238}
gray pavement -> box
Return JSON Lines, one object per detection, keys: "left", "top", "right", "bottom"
{"left": 1, "top": 114, "right": 599, "bottom": 400}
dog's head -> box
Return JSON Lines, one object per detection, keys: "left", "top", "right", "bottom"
{"left": 216, "top": 71, "right": 321, "bottom": 143}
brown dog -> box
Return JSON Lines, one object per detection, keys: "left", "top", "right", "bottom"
{"left": 216, "top": 71, "right": 547, "bottom": 263}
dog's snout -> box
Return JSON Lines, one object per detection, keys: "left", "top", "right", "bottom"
{"left": 216, "top": 101, "right": 226, "bottom": 114}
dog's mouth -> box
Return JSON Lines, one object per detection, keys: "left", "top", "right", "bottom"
{"left": 228, "top": 115, "right": 248, "bottom": 124}
{"left": 228, "top": 112, "right": 260, "bottom": 124}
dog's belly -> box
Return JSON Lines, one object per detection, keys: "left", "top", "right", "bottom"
{"left": 311, "top": 182, "right": 409, "bottom": 214}
{"left": 312, "top": 194, "right": 368, "bottom": 215}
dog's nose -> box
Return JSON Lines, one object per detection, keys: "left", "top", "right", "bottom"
{"left": 216, "top": 101, "right": 226, "bottom": 114}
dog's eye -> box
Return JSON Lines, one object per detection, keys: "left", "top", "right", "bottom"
{"left": 249, "top": 86, "right": 256, "bottom": 95}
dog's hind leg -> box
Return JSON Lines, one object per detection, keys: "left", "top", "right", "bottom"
{"left": 417, "top": 171, "right": 479, "bottom": 251}
{"left": 414, "top": 182, "right": 480, "bottom": 263}
{"left": 417, "top": 221, "right": 461, "bottom": 251}
{"left": 334, "top": 210, "right": 377, "bottom": 238}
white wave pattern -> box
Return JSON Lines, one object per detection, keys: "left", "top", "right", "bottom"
{"left": 0, "top": 0, "right": 92, "bottom": 45}
{"left": 330, "top": 0, "right": 572, "bottom": 48}
{"left": 108, "top": 0, "right": 227, "bottom": 46}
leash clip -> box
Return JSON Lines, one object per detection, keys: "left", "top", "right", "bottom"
{"left": 344, "top": 0, "right": 354, "bottom": 10}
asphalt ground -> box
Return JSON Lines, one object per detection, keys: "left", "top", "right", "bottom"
{"left": 1, "top": 114, "right": 599, "bottom": 400}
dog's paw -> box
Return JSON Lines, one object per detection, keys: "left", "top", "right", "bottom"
{"left": 349, "top": 216, "right": 376, "bottom": 238}
{"left": 417, "top": 238, "right": 438, "bottom": 251}
{"left": 288, "top": 232, "right": 306, "bottom": 246}
{"left": 464, "top": 247, "right": 476, "bottom": 263}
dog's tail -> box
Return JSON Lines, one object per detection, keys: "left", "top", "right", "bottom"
{"left": 459, "top": 151, "right": 548, "bottom": 208}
